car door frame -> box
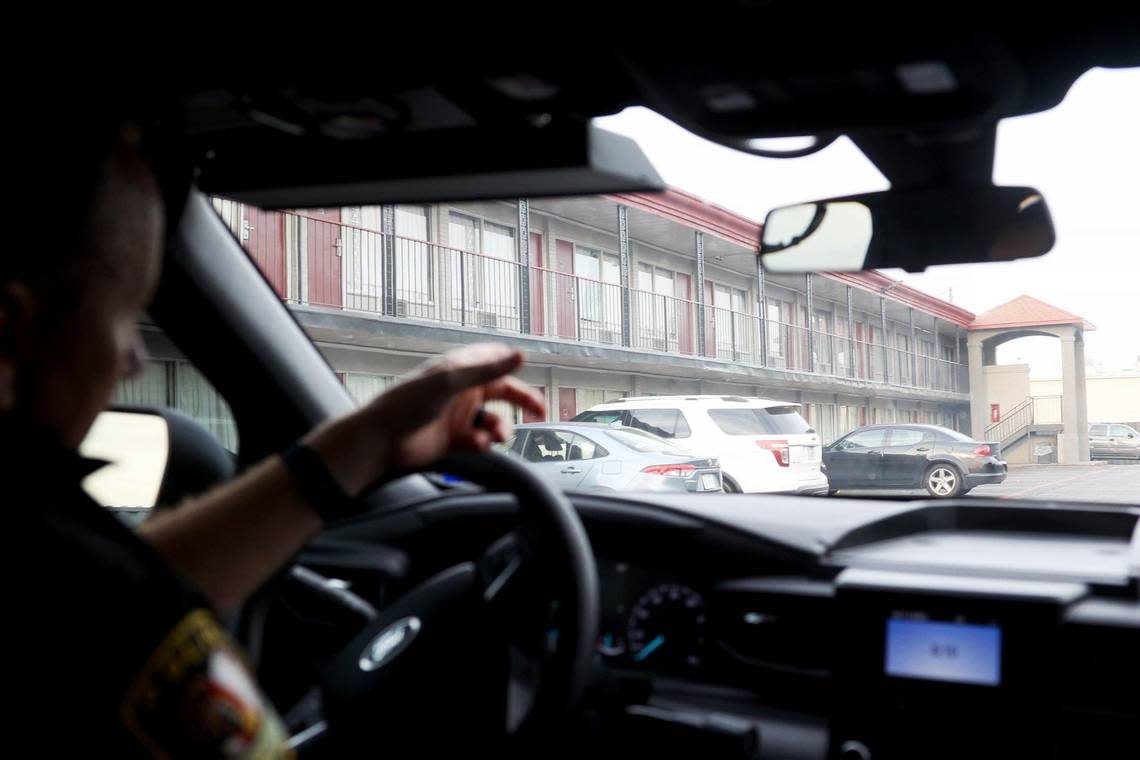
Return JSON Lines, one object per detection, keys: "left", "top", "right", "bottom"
{"left": 1089, "top": 425, "right": 1110, "bottom": 458}
{"left": 1109, "top": 424, "right": 1139, "bottom": 457}
{"left": 879, "top": 426, "right": 929, "bottom": 487}
{"left": 826, "top": 428, "right": 887, "bottom": 488}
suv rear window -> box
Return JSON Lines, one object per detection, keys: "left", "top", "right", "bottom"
{"left": 627, "top": 408, "right": 691, "bottom": 439}
{"left": 707, "top": 406, "right": 811, "bottom": 435}
{"left": 574, "top": 410, "right": 623, "bottom": 425}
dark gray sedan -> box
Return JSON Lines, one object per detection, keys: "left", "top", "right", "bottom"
{"left": 823, "top": 424, "right": 1007, "bottom": 498}
{"left": 502, "top": 422, "right": 722, "bottom": 494}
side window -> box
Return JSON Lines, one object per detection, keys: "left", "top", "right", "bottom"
{"left": 575, "top": 410, "right": 624, "bottom": 425}
{"left": 1110, "top": 425, "right": 1134, "bottom": 438}
{"left": 522, "top": 430, "right": 571, "bottom": 462}
{"left": 675, "top": 412, "right": 692, "bottom": 438}
{"left": 888, "top": 429, "right": 925, "bottom": 447}
{"left": 568, "top": 434, "right": 608, "bottom": 461}
{"left": 1090, "top": 424, "right": 1108, "bottom": 436}
{"left": 628, "top": 409, "right": 690, "bottom": 439}
{"left": 841, "top": 429, "right": 888, "bottom": 449}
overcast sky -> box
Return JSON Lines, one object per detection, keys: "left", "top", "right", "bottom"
{"left": 597, "top": 67, "right": 1140, "bottom": 379}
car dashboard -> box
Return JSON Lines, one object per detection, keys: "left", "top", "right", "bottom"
{"left": 306, "top": 490, "right": 1140, "bottom": 760}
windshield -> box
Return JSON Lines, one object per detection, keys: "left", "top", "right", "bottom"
{"left": 186, "top": 66, "right": 1138, "bottom": 505}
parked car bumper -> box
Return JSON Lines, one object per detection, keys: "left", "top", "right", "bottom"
{"left": 964, "top": 458, "right": 1008, "bottom": 488}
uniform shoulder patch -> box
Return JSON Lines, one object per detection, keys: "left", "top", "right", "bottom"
{"left": 121, "top": 609, "right": 293, "bottom": 759}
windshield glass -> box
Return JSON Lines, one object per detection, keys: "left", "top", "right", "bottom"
{"left": 197, "top": 67, "right": 1138, "bottom": 504}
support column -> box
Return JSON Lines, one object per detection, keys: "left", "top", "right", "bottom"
{"left": 695, "top": 231, "right": 707, "bottom": 357}
{"left": 546, "top": 367, "right": 558, "bottom": 422}
{"left": 909, "top": 309, "right": 918, "bottom": 386}
{"left": 879, "top": 298, "right": 889, "bottom": 383}
{"left": 846, "top": 286, "right": 855, "bottom": 378}
{"left": 617, "top": 205, "right": 632, "bottom": 347}
{"left": 381, "top": 204, "right": 396, "bottom": 316}
{"left": 806, "top": 274, "right": 816, "bottom": 373}
{"left": 1075, "top": 336, "right": 1090, "bottom": 461}
{"left": 933, "top": 319, "right": 941, "bottom": 390}
{"left": 968, "top": 335, "right": 988, "bottom": 439}
{"left": 517, "top": 199, "right": 531, "bottom": 334}
{"left": 1059, "top": 335, "right": 1081, "bottom": 464}
{"left": 956, "top": 326, "right": 964, "bottom": 392}
{"left": 757, "top": 255, "right": 769, "bottom": 367}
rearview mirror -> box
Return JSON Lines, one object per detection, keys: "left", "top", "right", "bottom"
{"left": 760, "top": 186, "right": 1054, "bottom": 273}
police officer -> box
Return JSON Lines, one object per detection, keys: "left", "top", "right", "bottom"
{"left": 7, "top": 115, "right": 544, "bottom": 756}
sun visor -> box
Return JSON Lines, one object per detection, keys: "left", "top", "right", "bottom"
{"left": 193, "top": 122, "right": 663, "bottom": 208}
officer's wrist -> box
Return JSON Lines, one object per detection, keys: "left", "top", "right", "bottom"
{"left": 301, "top": 415, "right": 391, "bottom": 501}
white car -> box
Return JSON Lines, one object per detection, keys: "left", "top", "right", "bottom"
{"left": 574, "top": 396, "right": 828, "bottom": 495}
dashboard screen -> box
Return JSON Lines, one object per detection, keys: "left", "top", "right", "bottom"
{"left": 885, "top": 617, "right": 1002, "bottom": 686}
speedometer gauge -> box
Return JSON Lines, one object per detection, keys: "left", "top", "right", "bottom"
{"left": 627, "top": 584, "right": 706, "bottom": 669}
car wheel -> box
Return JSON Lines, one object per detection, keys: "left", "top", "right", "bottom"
{"left": 722, "top": 476, "right": 742, "bottom": 494}
{"left": 924, "top": 464, "right": 963, "bottom": 498}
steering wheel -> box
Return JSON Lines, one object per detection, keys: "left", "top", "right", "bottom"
{"left": 293, "top": 449, "right": 600, "bottom": 755}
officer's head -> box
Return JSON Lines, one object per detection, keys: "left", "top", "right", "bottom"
{"left": 0, "top": 120, "right": 165, "bottom": 448}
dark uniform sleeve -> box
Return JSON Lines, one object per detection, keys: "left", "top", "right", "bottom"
{"left": 22, "top": 493, "right": 293, "bottom": 759}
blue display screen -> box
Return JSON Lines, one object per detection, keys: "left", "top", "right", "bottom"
{"left": 885, "top": 618, "right": 1002, "bottom": 686}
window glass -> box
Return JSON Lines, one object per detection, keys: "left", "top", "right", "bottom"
{"left": 888, "top": 428, "right": 925, "bottom": 447}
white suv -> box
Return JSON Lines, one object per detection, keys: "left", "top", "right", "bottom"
{"left": 574, "top": 396, "right": 828, "bottom": 495}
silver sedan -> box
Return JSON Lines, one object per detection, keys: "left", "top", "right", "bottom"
{"left": 502, "top": 422, "right": 722, "bottom": 494}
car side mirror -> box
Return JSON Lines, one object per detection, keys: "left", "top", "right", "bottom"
{"left": 80, "top": 407, "right": 236, "bottom": 521}
{"left": 80, "top": 410, "right": 170, "bottom": 513}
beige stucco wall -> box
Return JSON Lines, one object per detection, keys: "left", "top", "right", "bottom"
{"left": 984, "top": 363, "right": 1031, "bottom": 423}
{"left": 1031, "top": 374, "right": 1140, "bottom": 426}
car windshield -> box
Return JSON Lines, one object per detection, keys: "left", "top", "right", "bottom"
{"left": 160, "top": 66, "right": 1138, "bottom": 505}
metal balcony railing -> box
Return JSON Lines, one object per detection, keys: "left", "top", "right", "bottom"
{"left": 234, "top": 210, "right": 969, "bottom": 394}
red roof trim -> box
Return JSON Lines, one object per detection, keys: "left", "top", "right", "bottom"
{"left": 607, "top": 187, "right": 976, "bottom": 327}
{"left": 823, "top": 271, "right": 977, "bottom": 327}
{"left": 969, "top": 295, "right": 1095, "bottom": 332}
{"left": 968, "top": 317, "right": 1097, "bottom": 331}
{"left": 605, "top": 189, "right": 760, "bottom": 249}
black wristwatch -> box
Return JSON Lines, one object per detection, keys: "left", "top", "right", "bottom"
{"left": 280, "top": 442, "right": 360, "bottom": 523}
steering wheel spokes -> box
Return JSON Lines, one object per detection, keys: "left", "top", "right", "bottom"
{"left": 303, "top": 451, "right": 598, "bottom": 755}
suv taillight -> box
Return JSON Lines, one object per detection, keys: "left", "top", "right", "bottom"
{"left": 974, "top": 444, "right": 992, "bottom": 457}
{"left": 642, "top": 464, "right": 696, "bottom": 478}
{"left": 757, "top": 439, "right": 790, "bottom": 467}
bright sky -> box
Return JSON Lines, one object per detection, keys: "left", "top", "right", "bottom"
{"left": 597, "top": 67, "right": 1140, "bottom": 379}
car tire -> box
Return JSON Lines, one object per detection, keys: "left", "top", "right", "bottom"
{"left": 924, "top": 464, "right": 964, "bottom": 498}
{"left": 722, "top": 476, "right": 742, "bottom": 494}
{"left": 827, "top": 489, "right": 839, "bottom": 496}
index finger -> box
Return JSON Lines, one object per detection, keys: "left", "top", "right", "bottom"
{"left": 482, "top": 375, "right": 546, "bottom": 420}
{"left": 436, "top": 344, "right": 525, "bottom": 393}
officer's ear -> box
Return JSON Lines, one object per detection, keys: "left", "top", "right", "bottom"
{"left": 0, "top": 280, "right": 41, "bottom": 413}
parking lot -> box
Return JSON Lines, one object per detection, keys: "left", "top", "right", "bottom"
{"left": 839, "top": 461, "right": 1140, "bottom": 505}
